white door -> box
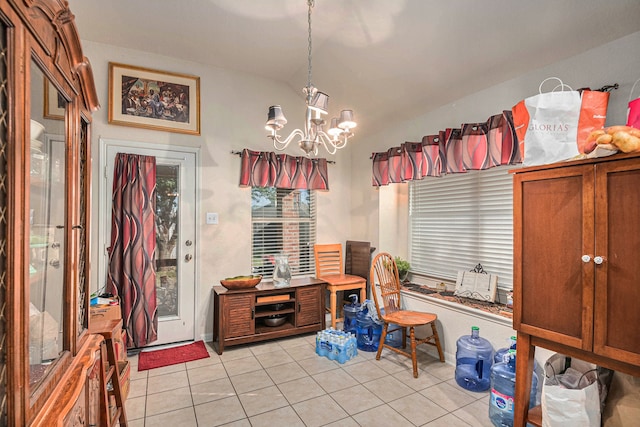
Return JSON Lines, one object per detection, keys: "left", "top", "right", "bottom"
{"left": 99, "top": 139, "right": 198, "bottom": 346}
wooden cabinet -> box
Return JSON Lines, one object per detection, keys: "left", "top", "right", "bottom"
{"left": 30, "top": 335, "right": 104, "bottom": 427}
{"left": 213, "top": 278, "right": 325, "bottom": 354}
{"left": 0, "top": 0, "right": 100, "bottom": 425}
{"left": 512, "top": 153, "right": 640, "bottom": 426}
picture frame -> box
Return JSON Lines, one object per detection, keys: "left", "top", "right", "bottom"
{"left": 108, "top": 62, "right": 200, "bottom": 135}
{"left": 43, "top": 80, "right": 65, "bottom": 120}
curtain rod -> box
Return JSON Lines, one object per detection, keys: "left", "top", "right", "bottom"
{"left": 231, "top": 150, "right": 335, "bottom": 164}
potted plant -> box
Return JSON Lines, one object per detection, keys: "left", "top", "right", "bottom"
{"left": 395, "top": 256, "right": 411, "bottom": 282}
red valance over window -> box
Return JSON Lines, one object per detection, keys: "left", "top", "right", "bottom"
{"left": 240, "top": 149, "right": 329, "bottom": 190}
{"left": 371, "top": 110, "right": 521, "bottom": 186}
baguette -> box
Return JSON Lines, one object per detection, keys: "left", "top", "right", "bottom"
{"left": 611, "top": 131, "right": 640, "bottom": 153}
{"left": 587, "top": 129, "right": 606, "bottom": 143}
{"left": 605, "top": 125, "right": 640, "bottom": 139}
{"left": 596, "top": 133, "right": 613, "bottom": 145}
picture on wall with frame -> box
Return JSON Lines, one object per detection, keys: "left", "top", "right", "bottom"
{"left": 108, "top": 62, "right": 201, "bottom": 135}
{"left": 44, "top": 80, "right": 65, "bottom": 120}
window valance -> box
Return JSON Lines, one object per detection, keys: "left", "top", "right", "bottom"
{"left": 371, "top": 110, "right": 522, "bottom": 186}
{"left": 239, "top": 149, "right": 329, "bottom": 190}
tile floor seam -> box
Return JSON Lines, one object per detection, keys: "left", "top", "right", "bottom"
{"left": 219, "top": 366, "right": 252, "bottom": 423}
{"left": 274, "top": 373, "right": 328, "bottom": 407}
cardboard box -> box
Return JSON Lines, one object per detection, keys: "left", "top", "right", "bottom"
{"left": 89, "top": 304, "right": 121, "bottom": 322}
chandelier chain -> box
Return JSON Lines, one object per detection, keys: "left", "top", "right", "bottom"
{"left": 307, "top": 0, "right": 313, "bottom": 89}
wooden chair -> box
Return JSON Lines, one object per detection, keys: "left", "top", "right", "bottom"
{"left": 370, "top": 252, "right": 444, "bottom": 378}
{"left": 314, "top": 244, "right": 367, "bottom": 329}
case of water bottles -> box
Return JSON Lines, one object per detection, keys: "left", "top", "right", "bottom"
{"left": 315, "top": 328, "right": 358, "bottom": 364}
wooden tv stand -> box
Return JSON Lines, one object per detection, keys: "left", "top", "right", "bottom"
{"left": 213, "top": 278, "right": 326, "bottom": 354}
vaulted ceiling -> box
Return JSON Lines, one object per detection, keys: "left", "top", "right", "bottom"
{"left": 69, "top": 0, "right": 640, "bottom": 134}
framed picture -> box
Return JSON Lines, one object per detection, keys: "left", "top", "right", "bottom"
{"left": 108, "top": 62, "right": 200, "bottom": 135}
{"left": 44, "top": 80, "right": 65, "bottom": 120}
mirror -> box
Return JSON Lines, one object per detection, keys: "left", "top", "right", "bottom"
{"left": 28, "top": 61, "right": 66, "bottom": 388}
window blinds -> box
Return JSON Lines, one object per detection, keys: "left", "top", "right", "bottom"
{"left": 409, "top": 166, "right": 514, "bottom": 290}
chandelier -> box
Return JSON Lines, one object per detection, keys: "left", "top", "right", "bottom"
{"left": 265, "top": 0, "right": 357, "bottom": 156}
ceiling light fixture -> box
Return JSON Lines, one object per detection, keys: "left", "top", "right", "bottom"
{"left": 265, "top": 0, "right": 357, "bottom": 156}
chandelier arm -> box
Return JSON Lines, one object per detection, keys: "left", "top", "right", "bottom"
{"left": 315, "top": 131, "right": 339, "bottom": 155}
{"left": 270, "top": 128, "right": 305, "bottom": 151}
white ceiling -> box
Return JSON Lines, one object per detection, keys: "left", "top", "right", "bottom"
{"left": 69, "top": 0, "right": 640, "bottom": 134}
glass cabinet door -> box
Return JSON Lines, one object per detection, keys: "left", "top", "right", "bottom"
{"left": 28, "top": 62, "right": 66, "bottom": 388}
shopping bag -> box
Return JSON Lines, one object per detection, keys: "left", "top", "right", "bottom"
{"left": 541, "top": 353, "right": 605, "bottom": 427}
{"left": 511, "top": 100, "right": 529, "bottom": 161}
{"left": 522, "top": 77, "right": 581, "bottom": 166}
{"left": 627, "top": 78, "right": 640, "bottom": 129}
{"left": 577, "top": 89, "right": 609, "bottom": 154}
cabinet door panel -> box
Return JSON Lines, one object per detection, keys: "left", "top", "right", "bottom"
{"left": 594, "top": 160, "right": 640, "bottom": 364}
{"left": 515, "top": 167, "right": 594, "bottom": 349}
{"left": 296, "top": 286, "right": 322, "bottom": 327}
{"left": 223, "top": 294, "right": 254, "bottom": 338}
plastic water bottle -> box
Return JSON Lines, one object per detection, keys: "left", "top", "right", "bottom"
{"left": 488, "top": 350, "right": 539, "bottom": 427}
{"left": 455, "top": 326, "right": 494, "bottom": 392}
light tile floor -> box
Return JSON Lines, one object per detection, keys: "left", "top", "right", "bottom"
{"left": 125, "top": 334, "right": 493, "bottom": 427}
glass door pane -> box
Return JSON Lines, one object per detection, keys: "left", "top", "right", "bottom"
{"left": 28, "top": 62, "right": 66, "bottom": 387}
{"left": 155, "top": 164, "right": 179, "bottom": 317}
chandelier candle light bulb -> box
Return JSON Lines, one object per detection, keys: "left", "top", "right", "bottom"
{"left": 265, "top": 0, "right": 357, "bottom": 156}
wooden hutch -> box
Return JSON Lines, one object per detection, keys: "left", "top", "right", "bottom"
{"left": 0, "top": 0, "right": 115, "bottom": 425}
{"left": 512, "top": 152, "right": 640, "bottom": 426}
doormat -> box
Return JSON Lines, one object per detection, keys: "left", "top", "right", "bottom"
{"left": 138, "top": 340, "right": 209, "bottom": 371}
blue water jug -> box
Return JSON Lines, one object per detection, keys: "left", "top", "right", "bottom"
{"left": 343, "top": 294, "right": 360, "bottom": 337}
{"left": 380, "top": 308, "right": 402, "bottom": 348}
{"left": 494, "top": 336, "right": 517, "bottom": 364}
{"left": 488, "top": 350, "right": 538, "bottom": 427}
{"left": 455, "top": 326, "right": 494, "bottom": 392}
{"left": 356, "top": 300, "right": 383, "bottom": 352}
{"left": 495, "top": 335, "right": 540, "bottom": 373}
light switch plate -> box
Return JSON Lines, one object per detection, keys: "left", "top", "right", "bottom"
{"left": 206, "top": 212, "right": 219, "bottom": 224}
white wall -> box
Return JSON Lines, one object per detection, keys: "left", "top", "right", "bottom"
{"left": 353, "top": 31, "right": 640, "bottom": 255}
{"left": 83, "top": 41, "right": 355, "bottom": 341}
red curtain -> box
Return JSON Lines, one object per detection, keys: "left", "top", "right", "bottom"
{"left": 371, "top": 110, "right": 521, "bottom": 186}
{"left": 239, "top": 149, "right": 329, "bottom": 190}
{"left": 106, "top": 153, "right": 158, "bottom": 348}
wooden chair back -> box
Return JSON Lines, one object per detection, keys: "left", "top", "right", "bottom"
{"left": 370, "top": 252, "right": 402, "bottom": 317}
{"left": 313, "top": 243, "right": 345, "bottom": 278}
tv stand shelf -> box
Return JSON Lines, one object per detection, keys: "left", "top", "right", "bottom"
{"left": 213, "top": 278, "right": 326, "bottom": 354}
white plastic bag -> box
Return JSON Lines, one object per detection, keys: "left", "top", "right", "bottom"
{"left": 541, "top": 354, "right": 601, "bottom": 427}
{"left": 523, "top": 77, "right": 581, "bottom": 166}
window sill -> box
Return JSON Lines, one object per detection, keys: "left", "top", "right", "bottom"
{"left": 400, "top": 283, "right": 513, "bottom": 327}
